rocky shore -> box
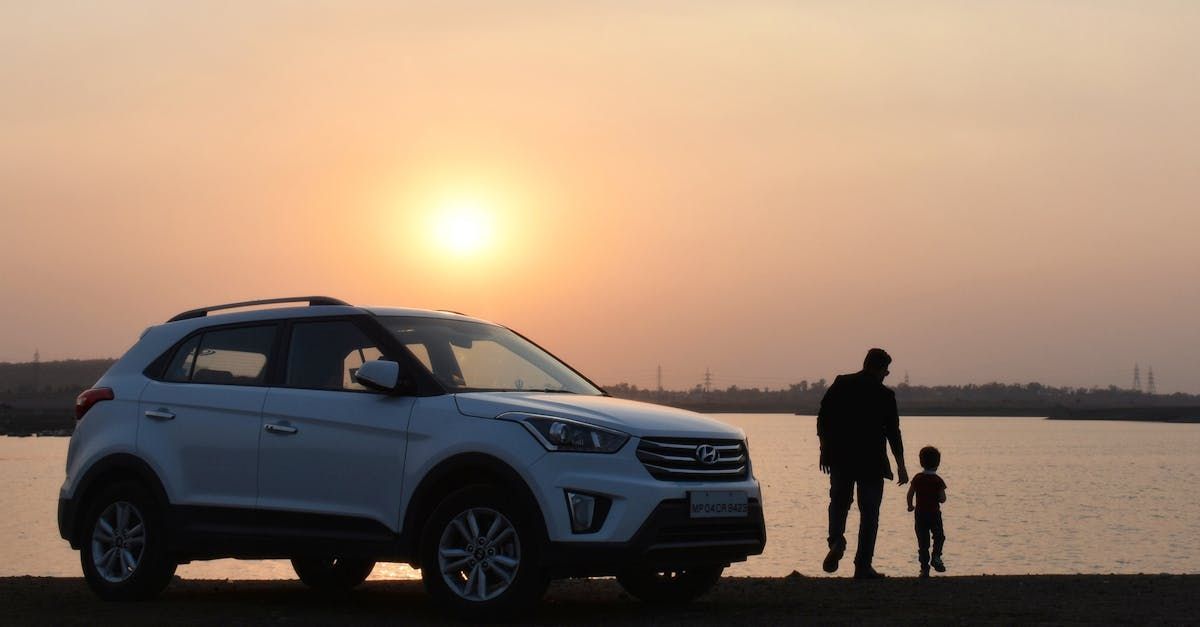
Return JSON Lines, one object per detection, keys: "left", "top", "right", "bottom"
{"left": 2, "top": 574, "right": 1194, "bottom": 625}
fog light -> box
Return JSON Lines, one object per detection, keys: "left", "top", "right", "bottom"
{"left": 563, "top": 490, "right": 612, "bottom": 534}
{"left": 566, "top": 491, "right": 595, "bottom": 533}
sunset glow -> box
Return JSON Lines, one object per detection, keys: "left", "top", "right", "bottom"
{"left": 430, "top": 199, "right": 495, "bottom": 257}
{"left": 1, "top": 2, "right": 1198, "bottom": 392}
{"left": 3, "top": 4, "right": 1200, "bottom": 617}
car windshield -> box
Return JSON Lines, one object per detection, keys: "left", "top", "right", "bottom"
{"left": 379, "top": 316, "right": 604, "bottom": 395}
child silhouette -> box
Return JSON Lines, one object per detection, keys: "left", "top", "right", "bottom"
{"left": 906, "top": 446, "right": 947, "bottom": 577}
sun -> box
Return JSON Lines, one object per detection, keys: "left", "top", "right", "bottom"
{"left": 431, "top": 199, "right": 494, "bottom": 256}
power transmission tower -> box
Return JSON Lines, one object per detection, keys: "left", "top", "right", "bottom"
{"left": 656, "top": 365, "right": 662, "bottom": 392}
{"left": 33, "top": 348, "right": 40, "bottom": 392}
{"left": 1147, "top": 367, "right": 1156, "bottom": 395}
{"left": 1133, "top": 363, "right": 1141, "bottom": 392}
{"left": 704, "top": 367, "right": 712, "bottom": 393}
{"left": 903, "top": 371, "right": 910, "bottom": 386}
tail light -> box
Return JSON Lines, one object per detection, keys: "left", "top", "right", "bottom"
{"left": 75, "top": 387, "right": 114, "bottom": 421}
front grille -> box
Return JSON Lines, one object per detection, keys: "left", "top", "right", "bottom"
{"left": 636, "top": 437, "right": 749, "bottom": 481}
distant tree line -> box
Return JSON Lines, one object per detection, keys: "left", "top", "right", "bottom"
{"left": 0, "top": 359, "right": 116, "bottom": 401}
{"left": 2, "top": 359, "right": 1197, "bottom": 417}
{"left": 604, "top": 380, "right": 1200, "bottom": 415}
{"left": 0, "top": 359, "right": 118, "bottom": 433}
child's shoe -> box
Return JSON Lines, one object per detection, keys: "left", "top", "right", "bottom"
{"left": 931, "top": 556, "right": 946, "bottom": 572}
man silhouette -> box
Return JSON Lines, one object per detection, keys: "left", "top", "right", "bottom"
{"left": 817, "top": 348, "right": 908, "bottom": 578}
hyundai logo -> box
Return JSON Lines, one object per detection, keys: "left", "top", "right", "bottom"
{"left": 695, "top": 444, "right": 719, "bottom": 465}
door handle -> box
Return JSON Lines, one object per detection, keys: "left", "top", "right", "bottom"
{"left": 144, "top": 409, "right": 175, "bottom": 421}
{"left": 264, "top": 423, "right": 298, "bottom": 435}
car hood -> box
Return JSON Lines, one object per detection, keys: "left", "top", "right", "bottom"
{"left": 454, "top": 392, "right": 744, "bottom": 439}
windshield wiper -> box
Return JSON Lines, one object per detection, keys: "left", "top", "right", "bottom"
{"left": 526, "top": 388, "right": 576, "bottom": 393}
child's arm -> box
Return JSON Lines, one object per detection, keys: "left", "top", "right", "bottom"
{"left": 939, "top": 479, "right": 947, "bottom": 503}
{"left": 906, "top": 482, "right": 916, "bottom": 511}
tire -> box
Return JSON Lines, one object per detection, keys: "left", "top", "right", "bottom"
{"left": 79, "top": 481, "right": 177, "bottom": 601}
{"left": 291, "top": 557, "right": 376, "bottom": 591}
{"left": 419, "top": 485, "right": 548, "bottom": 618}
{"left": 617, "top": 565, "right": 725, "bottom": 603}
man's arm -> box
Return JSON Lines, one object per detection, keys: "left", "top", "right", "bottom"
{"left": 885, "top": 391, "right": 908, "bottom": 484}
{"left": 816, "top": 377, "right": 842, "bottom": 474}
{"left": 816, "top": 377, "right": 839, "bottom": 439}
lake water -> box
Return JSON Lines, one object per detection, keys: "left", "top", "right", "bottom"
{"left": 2, "top": 416, "right": 1198, "bottom": 580}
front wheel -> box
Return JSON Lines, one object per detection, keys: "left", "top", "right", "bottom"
{"left": 617, "top": 565, "right": 725, "bottom": 603}
{"left": 291, "top": 557, "right": 375, "bottom": 591}
{"left": 420, "top": 485, "right": 548, "bottom": 618}
{"left": 79, "top": 481, "right": 177, "bottom": 601}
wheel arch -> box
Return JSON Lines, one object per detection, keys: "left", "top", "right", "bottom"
{"left": 401, "top": 452, "right": 546, "bottom": 567}
{"left": 67, "top": 453, "right": 170, "bottom": 548}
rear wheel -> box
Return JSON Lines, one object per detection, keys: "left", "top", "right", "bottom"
{"left": 291, "top": 557, "right": 375, "bottom": 591}
{"left": 420, "top": 485, "right": 548, "bottom": 618}
{"left": 80, "top": 481, "right": 176, "bottom": 601}
{"left": 617, "top": 565, "right": 725, "bottom": 603}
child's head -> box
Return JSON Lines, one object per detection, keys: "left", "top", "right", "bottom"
{"left": 919, "top": 446, "right": 941, "bottom": 471}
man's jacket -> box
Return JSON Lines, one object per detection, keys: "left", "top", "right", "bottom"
{"left": 817, "top": 371, "right": 904, "bottom": 480}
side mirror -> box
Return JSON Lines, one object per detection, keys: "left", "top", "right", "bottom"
{"left": 354, "top": 360, "right": 413, "bottom": 395}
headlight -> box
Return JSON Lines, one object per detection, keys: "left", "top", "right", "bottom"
{"left": 509, "top": 414, "right": 629, "bottom": 453}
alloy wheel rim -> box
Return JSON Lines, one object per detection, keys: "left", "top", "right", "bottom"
{"left": 91, "top": 501, "right": 146, "bottom": 583}
{"left": 437, "top": 507, "right": 521, "bottom": 602}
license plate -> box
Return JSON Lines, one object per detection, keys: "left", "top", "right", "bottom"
{"left": 688, "top": 491, "right": 749, "bottom": 518}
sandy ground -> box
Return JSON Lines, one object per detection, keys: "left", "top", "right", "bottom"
{"left": 2, "top": 574, "right": 1195, "bottom": 625}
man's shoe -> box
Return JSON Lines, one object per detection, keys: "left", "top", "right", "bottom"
{"left": 919, "top": 567, "right": 930, "bottom": 579}
{"left": 822, "top": 542, "right": 845, "bottom": 573}
{"left": 853, "top": 567, "right": 887, "bottom": 579}
{"left": 931, "top": 556, "right": 946, "bottom": 573}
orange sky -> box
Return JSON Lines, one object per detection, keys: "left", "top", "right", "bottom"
{"left": 2, "top": 2, "right": 1198, "bottom": 392}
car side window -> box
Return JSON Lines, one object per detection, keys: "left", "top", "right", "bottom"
{"left": 286, "top": 320, "right": 386, "bottom": 391}
{"left": 343, "top": 345, "right": 384, "bottom": 389}
{"left": 163, "top": 336, "right": 201, "bottom": 382}
{"left": 190, "top": 326, "right": 276, "bottom": 385}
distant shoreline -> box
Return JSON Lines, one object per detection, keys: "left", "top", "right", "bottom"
{"left": 7, "top": 358, "right": 1200, "bottom": 434}
{"left": 2, "top": 575, "right": 1197, "bottom": 625}
{"left": 1044, "top": 406, "right": 1200, "bottom": 423}
{"left": 0, "top": 411, "right": 73, "bottom": 437}
{"left": 4, "top": 406, "right": 1199, "bottom": 438}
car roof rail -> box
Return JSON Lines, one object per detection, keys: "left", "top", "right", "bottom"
{"left": 167, "top": 296, "right": 352, "bottom": 322}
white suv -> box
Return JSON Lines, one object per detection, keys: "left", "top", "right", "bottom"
{"left": 59, "top": 297, "right": 765, "bottom": 614}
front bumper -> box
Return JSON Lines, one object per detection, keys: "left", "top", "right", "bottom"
{"left": 545, "top": 498, "right": 766, "bottom": 578}
{"left": 526, "top": 436, "right": 762, "bottom": 544}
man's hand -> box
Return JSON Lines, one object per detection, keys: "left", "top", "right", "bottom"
{"left": 896, "top": 465, "right": 909, "bottom": 486}
{"left": 819, "top": 457, "right": 831, "bottom": 474}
